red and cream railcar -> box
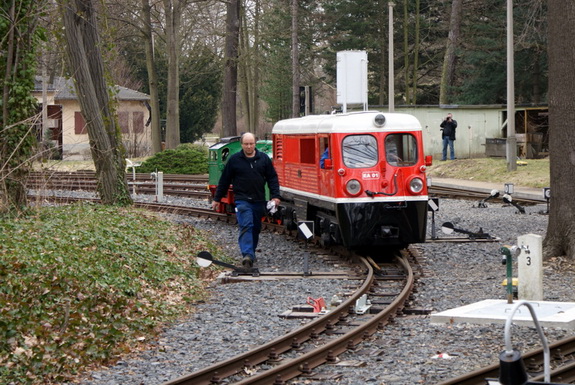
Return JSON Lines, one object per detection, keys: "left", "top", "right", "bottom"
{"left": 272, "top": 111, "right": 432, "bottom": 251}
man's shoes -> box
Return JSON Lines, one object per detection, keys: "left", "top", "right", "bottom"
{"left": 441, "top": 159, "right": 446, "bottom": 161}
{"left": 242, "top": 257, "right": 253, "bottom": 268}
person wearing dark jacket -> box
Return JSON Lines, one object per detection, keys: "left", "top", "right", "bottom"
{"left": 440, "top": 113, "right": 457, "bottom": 161}
{"left": 212, "top": 133, "right": 281, "bottom": 268}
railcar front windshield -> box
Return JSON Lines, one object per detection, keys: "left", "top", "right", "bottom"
{"left": 385, "top": 133, "right": 418, "bottom": 166}
{"left": 342, "top": 135, "right": 378, "bottom": 168}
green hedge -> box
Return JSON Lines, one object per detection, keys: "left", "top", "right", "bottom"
{"left": 137, "top": 144, "right": 208, "bottom": 174}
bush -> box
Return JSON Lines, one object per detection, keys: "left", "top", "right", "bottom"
{"left": 0, "top": 204, "right": 225, "bottom": 384}
{"left": 137, "top": 143, "right": 209, "bottom": 174}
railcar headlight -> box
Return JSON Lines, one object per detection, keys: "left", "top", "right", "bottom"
{"left": 346, "top": 179, "right": 362, "bottom": 196}
{"left": 409, "top": 177, "right": 424, "bottom": 194}
{"left": 374, "top": 113, "right": 386, "bottom": 127}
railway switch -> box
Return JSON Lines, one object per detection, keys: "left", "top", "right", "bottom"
{"left": 502, "top": 194, "right": 526, "bottom": 214}
{"left": 195, "top": 251, "right": 260, "bottom": 277}
{"left": 478, "top": 189, "right": 500, "bottom": 208}
{"left": 441, "top": 222, "right": 493, "bottom": 240}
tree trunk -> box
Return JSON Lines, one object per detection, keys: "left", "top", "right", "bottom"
{"left": 403, "top": 0, "right": 410, "bottom": 104}
{"left": 291, "top": 0, "right": 299, "bottom": 118}
{"left": 411, "top": 0, "right": 420, "bottom": 105}
{"left": 238, "top": 5, "right": 255, "bottom": 133}
{"left": 252, "top": 0, "right": 261, "bottom": 136}
{"left": 58, "top": 0, "right": 131, "bottom": 205}
{"left": 377, "top": 0, "right": 387, "bottom": 106}
{"left": 142, "top": 0, "right": 162, "bottom": 153}
{"left": 163, "top": 0, "right": 181, "bottom": 149}
{"left": 544, "top": 0, "right": 575, "bottom": 260}
{"left": 439, "top": 0, "right": 462, "bottom": 105}
{"left": 222, "top": 0, "right": 240, "bottom": 137}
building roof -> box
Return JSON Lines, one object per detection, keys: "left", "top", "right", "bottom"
{"left": 34, "top": 76, "right": 149, "bottom": 101}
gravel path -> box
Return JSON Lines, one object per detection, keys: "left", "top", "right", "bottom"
{"left": 66, "top": 194, "right": 574, "bottom": 385}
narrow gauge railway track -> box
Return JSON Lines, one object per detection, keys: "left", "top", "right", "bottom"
{"left": 162, "top": 250, "right": 416, "bottom": 385}
{"left": 428, "top": 185, "right": 545, "bottom": 205}
{"left": 27, "top": 171, "right": 210, "bottom": 199}
{"left": 31, "top": 194, "right": 239, "bottom": 224}
{"left": 438, "top": 335, "right": 575, "bottom": 384}
{"left": 29, "top": 170, "right": 209, "bottom": 183}
{"left": 33, "top": 193, "right": 418, "bottom": 385}
{"left": 28, "top": 171, "right": 546, "bottom": 205}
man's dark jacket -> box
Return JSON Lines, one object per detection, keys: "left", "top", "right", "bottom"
{"left": 440, "top": 118, "right": 457, "bottom": 140}
{"left": 214, "top": 149, "right": 281, "bottom": 203}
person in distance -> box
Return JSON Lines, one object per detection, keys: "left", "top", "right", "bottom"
{"left": 212, "top": 132, "right": 281, "bottom": 269}
{"left": 440, "top": 112, "right": 458, "bottom": 161}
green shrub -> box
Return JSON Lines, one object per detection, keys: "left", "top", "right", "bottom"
{"left": 0, "top": 203, "right": 225, "bottom": 384}
{"left": 137, "top": 144, "right": 209, "bottom": 174}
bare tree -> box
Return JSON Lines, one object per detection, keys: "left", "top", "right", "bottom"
{"left": 221, "top": 0, "right": 240, "bottom": 137}
{"left": 439, "top": 0, "right": 462, "bottom": 105}
{"left": 142, "top": 0, "right": 162, "bottom": 153}
{"left": 57, "top": 0, "right": 132, "bottom": 205}
{"left": 544, "top": 0, "right": 575, "bottom": 260}
{"left": 163, "top": 0, "right": 183, "bottom": 148}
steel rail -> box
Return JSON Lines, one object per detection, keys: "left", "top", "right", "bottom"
{"left": 438, "top": 335, "right": 575, "bottom": 385}
{"left": 162, "top": 251, "right": 414, "bottom": 385}
{"left": 160, "top": 256, "right": 375, "bottom": 385}
{"left": 429, "top": 185, "right": 545, "bottom": 205}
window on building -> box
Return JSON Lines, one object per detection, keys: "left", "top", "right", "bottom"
{"left": 118, "top": 111, "right": 129, "bottom": 134}
{"left": 133, "top": 111, "right": 144, "bottom": 133}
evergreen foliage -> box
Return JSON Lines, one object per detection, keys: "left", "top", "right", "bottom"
{"left": 179, "top": 45, "right": 222, "bottom": 143}
{"left": 259, "top": 0, "right": 295, "bottom": 123}
{"left": 454, "top": 0, "right": 548, "bottom": 104}
{"left": 136, "top": 143, "right": 209, "bottom": 175}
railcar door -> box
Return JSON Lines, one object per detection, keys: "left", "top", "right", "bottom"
{"left": 318, "top": 135, "right": 334, "bottom": 197}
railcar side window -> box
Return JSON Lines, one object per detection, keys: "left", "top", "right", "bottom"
{"left": 385, "top": 134, "right": 417, "bottom": 166}
{"left": 342, "top": 135, "right": 378, "bottom": 168}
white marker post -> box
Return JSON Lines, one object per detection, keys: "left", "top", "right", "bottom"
{"left": 155, "top": 171, "right": 164, "bottom": 202}
{"left": 517, "top": 233, "right": 543, "bottom": 301}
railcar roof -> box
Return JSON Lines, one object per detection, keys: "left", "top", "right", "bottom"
{"left": 272, "top": 111, "right": 422, "bottom": 134}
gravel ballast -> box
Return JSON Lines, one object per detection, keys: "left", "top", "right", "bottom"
{"left": 70, "top": 194, "right": 574, "bottom": 385}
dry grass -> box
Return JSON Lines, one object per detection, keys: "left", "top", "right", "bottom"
{"left": 427, "top": 157, "right": 550, "bottom": 188}
{"left": 33, "top": 160, "right": 97, "bottom": 172}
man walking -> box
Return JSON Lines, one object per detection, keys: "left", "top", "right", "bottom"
{"left": 440, "top": 113, "right": 458, "bottom": 161}
{"left": 212, "top": 133, "right": 281, "bottom": 268}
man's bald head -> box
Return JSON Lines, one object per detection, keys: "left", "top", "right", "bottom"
{"left": 241, "top": 132, "right": 256, "bottom": 144}
{"left": 240, "top": 132, "right": 256, "bottom": 157}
